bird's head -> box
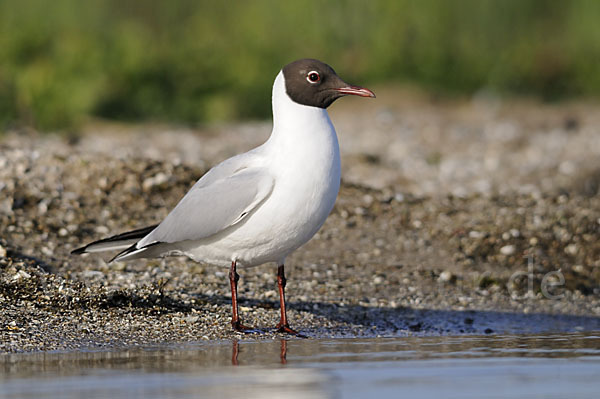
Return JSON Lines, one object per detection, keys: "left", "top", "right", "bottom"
{"left": 281, "top": 59, "right": 375, "bottom": 109}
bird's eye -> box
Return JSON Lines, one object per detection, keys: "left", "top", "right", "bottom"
{"left": 307, "top": 71, "right": 320, "bottom": 83}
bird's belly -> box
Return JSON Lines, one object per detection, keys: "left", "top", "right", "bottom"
{"left": 182, "top": 160, "right": 340, "bottom": 267}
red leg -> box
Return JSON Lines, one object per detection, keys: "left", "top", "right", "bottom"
{"left": 229, "top": 261, "right": 255, "bottom": 332}
{"left": 275, "top": 264, "right": 306, "bottom": 337}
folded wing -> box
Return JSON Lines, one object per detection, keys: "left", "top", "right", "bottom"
{"left": 135, "top": 167, "right": 274, "bottom": 248}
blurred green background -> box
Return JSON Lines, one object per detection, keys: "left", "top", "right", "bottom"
{"left": 1, "top": 0, "right": 599, "bottom": 131}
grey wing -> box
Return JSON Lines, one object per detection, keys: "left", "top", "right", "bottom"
{"left": 136, "top": 167, "right": 274, "bottom": 247}
{"left": 192, "top": 149, "right": 262, "bottom": 189}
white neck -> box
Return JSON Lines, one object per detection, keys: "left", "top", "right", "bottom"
{"left": 266, "top": 71, "right": 336, "bottom": 149}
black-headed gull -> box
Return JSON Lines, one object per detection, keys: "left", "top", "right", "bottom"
{"left": 73, "top": 59, "right": 375, "bottom": 335}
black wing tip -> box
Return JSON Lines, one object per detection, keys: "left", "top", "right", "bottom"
{"left": 108, "top": 246, "right": 131, "bottom": 263}
{"left": 69, "top": 224, "right": 159, "bottom": 257}
{"left": 71, "top": 246, "right": 88, "bottom": 255}
{"left": 109, "top": 241, "right": 163, "bottom": 263}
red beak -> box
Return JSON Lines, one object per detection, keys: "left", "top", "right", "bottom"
{"left": 334, "top": 85, "right": 376, "bottom": 98}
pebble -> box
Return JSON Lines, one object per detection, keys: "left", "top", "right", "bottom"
{"left": 500, "top": 245, "right": 516, "bottom": 256}
{"left": 438, "top": 270, "right": 454, "bottom": 283}
{"left": 95, "top": 226, "right": 110, "bottom": 235}
{"left": 142, "top": 172, "right": 170, "bottom": 191}
{"left": 572, "top": 265, "right": 585, "bottom": 274}
{"left": 565, "top": 244, "right": 578, "bottom": 255}
{"left": 469, "top": 231, "right": 484, "bottom": 239}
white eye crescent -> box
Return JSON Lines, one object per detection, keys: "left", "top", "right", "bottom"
{"left": 306, "top": 71, "right": 320, "bottom": 83}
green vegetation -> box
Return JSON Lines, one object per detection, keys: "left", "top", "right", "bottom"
{"left": 1, "top": 0, "right": 599, "bottom": 130}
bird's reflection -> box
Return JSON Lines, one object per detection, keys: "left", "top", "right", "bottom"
{"left": 231, "top": 339, "right": 240, "bottom": 365}
{"left": 281, "top": 339, "right": 288, "bottom": 364}
{"left": 231, "top": 339, "right": 288, "bottom": 365}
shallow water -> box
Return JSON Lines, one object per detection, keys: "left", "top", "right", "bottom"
{"left": 2, "top": 333, "right": 600, "bottom": 399}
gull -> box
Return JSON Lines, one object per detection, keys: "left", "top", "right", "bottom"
{"left": 72, "top": 58, "right": 375, "bottom": 335}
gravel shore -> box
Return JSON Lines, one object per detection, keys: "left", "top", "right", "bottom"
{"left": 1, "top": 92, "right": 599, "bottom": 352}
